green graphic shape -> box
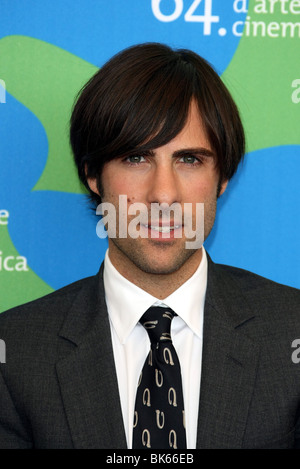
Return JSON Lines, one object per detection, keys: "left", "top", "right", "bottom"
{"left": 222, "top": 0, "right": 300, "bottom": 153}
{"left": 0, "top": 225, "right": 53, "bottom": 313}
{"left": 0, "top": 35, "right": 98, "bottom": 193}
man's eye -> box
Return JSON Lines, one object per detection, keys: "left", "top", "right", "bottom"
{"left": 126, "top": 155, "right": 146, "bottom": 164}
{"left": 180, "top": 155, "right": 199, "bottom": 164}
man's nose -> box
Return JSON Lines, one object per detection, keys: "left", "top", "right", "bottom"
{"left": 146, "top": 163, "right": 181, "bottom": 206}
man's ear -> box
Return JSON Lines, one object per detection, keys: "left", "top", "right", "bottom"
{"left": 218, "top": 179, "right": 228, "bottom": 197}
{"left": 85, "top": 164, "right": 101, "bottom": 196}
{"left": 86, "top": 177, "right": 100, "bottom": 195}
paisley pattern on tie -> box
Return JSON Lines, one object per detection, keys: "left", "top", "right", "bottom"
{"left": 132, "top": 306, "right": 187, "bottom": 449}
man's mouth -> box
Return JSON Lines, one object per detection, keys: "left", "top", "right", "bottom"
{"left": 143, "top": 224, "right": 181, "bottom": 233}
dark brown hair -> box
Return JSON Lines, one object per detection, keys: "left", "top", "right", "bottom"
{"left": 70, "top": 42, "right": 245, "bottom": 205}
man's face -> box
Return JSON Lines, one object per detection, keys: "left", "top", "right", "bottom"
{"left": 88, "top": 101, "right": 227, "bottom": 278}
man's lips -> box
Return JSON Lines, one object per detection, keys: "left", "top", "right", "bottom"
{"left": 140, "top": 223, "right": 183, "bottom": 234}
{"left": 143, "top": 225, "right": 181, "bottom": 233}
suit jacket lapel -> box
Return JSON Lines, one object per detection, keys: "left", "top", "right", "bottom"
{"left": 55, "top": 267, "right": 127, "bottom": 449}
{"left": 196, "top": 257, "right": 261, "bottom": 448}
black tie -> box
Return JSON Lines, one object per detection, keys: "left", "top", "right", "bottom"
{"left": 132, "top": 306, "right": 187, "bottom": 449}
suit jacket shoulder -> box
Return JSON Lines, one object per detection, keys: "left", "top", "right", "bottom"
{"left": 207, "top": 258, "right": 300, "bottom": 324}
{"left": 0, "top": 273, "right": 99, "bottom": 328}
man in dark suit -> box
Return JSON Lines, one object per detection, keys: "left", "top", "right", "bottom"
{"left": 0, "top": 43, "right": 299, "bottom": 449}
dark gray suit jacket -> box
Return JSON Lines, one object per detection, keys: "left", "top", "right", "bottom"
{"left": 0, "top": 256, "right": 300, "bottom": 449}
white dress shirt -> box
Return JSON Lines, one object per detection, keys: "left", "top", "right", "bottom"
{"left": 103, "top": 248, "right": 208, "bottom": 449}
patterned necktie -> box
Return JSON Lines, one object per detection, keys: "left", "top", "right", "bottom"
{"left": 132, "top": 306, "right": 187, "bottom": 449}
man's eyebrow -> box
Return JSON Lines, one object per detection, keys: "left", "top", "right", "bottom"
{"left": 172, "top": 147, "right": 215, "bottom": 158}
{"left": 133, "top": 147, "right": 215, "bottom": 158}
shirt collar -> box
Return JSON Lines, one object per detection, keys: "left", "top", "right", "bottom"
{"left": 103, "top": 248, "right": 208, "bottom": 344}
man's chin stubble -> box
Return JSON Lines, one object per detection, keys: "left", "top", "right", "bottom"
{"left": 109, "top": 237, "right": 199, "bottom": 276}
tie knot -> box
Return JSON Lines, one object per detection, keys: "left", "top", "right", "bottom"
{"left": 140, "top": 306, "right": 175, "bottom": 346}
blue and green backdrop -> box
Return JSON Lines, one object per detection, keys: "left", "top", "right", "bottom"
{"left": 0, "top": 0, "right": 299, "bottom": 312}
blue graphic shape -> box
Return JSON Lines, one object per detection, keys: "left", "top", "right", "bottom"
{"left": 0, "top": 0, "right": 247, "bottom": 73}
{"left": 10, "top": 190, "right": 107, "bottom": 289}
{"left": 205, "top": 146, "right": 300, "bottom": 289}
{"left": 0, "top": 93, "right": 47, "bottom": 198}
